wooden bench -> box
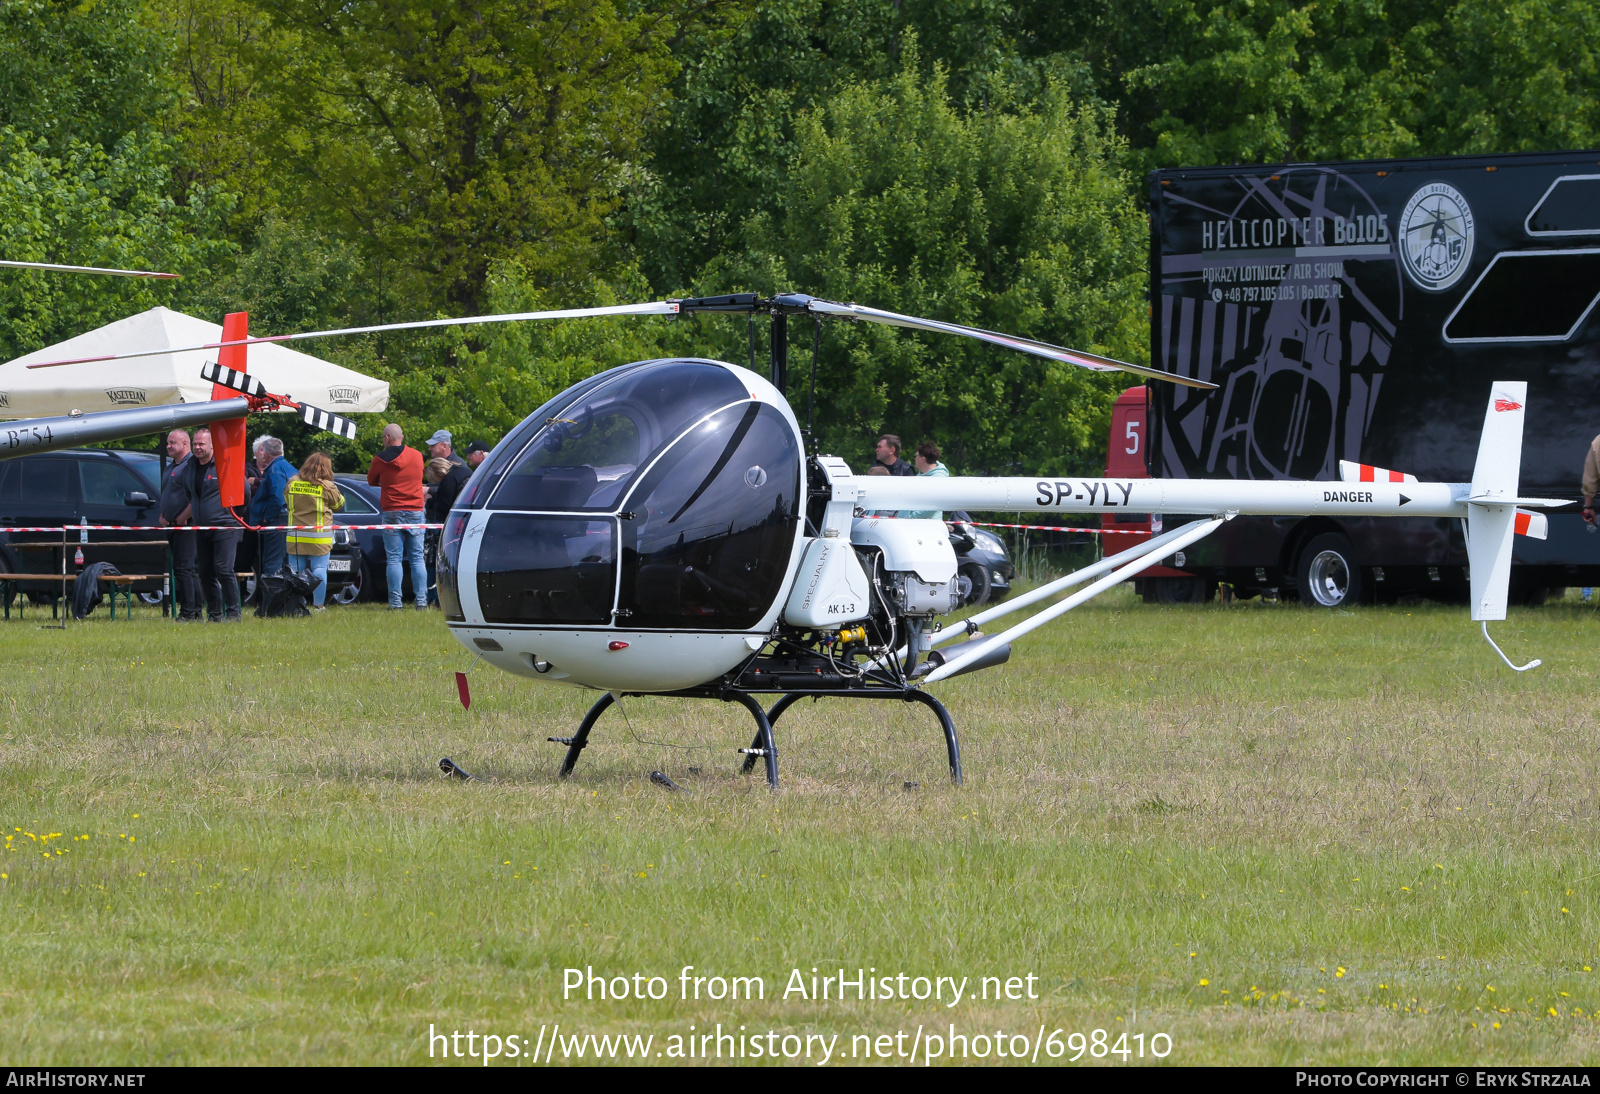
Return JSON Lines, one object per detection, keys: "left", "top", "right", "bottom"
{"left": 0, "top": 571, "right": 254, "bottom": 620}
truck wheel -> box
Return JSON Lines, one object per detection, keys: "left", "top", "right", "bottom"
{"left": 1153, "top": 576, "right": 1211, "bottom": 604}
{"left": 957, "top": 562, "right": 991, "bottom": 607}
{"left": 1297, "top": 533, "right": 1363, "bottom": 607}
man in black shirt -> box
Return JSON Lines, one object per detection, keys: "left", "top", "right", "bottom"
{"left": 874, "top": 434, "right": 916, "bottom": 476}
{"left": 157, "top": 429, "right": 201, "bottom": 620}
{"left": 186, "top": 426, "right": 243, "bottom": 622}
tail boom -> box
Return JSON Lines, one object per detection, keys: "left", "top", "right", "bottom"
{"left": 855, "top": 475, "right": 1466, "bottom": 520}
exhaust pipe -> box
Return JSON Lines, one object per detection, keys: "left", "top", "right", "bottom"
{"left": 912, "top": 633, "right": 1011, "bottom": 680}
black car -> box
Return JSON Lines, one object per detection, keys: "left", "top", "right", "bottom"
{"left": 0, "top": 448, "right": 168, "bottom": 603}
{"left": 946, "top": 511, "right": 1014, "bottom": 606}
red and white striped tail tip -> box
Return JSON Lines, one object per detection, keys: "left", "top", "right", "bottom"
{"left": 201, "top": 361, "right": 267, "bottom": 397}
{"left": 1338, "top": 459, "right": 1418, "bottom": 484}
{"left": 1514, "top": 509, "right": 1548, "bottom": 540}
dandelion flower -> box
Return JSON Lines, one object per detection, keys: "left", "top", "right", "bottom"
{"left": 1199, "top": 979, "right": 1209, "bottom": 986}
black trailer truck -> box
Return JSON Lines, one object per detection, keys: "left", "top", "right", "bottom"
{"left": 1143, "top": 148, "right": 1600, "bottom": 605}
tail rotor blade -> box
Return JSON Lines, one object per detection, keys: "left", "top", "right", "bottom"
{"left": 299, "top": 402, "right": 358, "bottom": 440}
{"left": 200, "top": 360, "right": 267, "bottom": 398}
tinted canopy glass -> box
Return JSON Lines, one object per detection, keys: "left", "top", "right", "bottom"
{"left": 618, "top": 402, "right": 800, "bottom": 630}
{"left": 489, "top": 361, "right": 749, "bottom": 512}
{"left": 476, "top": 515, "right": 616, "bottom": 624}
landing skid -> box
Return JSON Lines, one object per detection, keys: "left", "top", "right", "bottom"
{"left": 552, "top": 686, "right": 962, "bottom": 788}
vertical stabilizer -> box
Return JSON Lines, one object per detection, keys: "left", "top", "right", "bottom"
{"left": 1466, "top": 381, "right": 1527, "bottom": 622}
{"left": 212, "top": 311, "right": 249, "bottom": 508}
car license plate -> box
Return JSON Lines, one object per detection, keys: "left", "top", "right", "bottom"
{"left": 328, "top": 559, "right": 352, "bottom": 572}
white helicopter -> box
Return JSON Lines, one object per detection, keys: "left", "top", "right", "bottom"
{"left": 30, "top": 292, "right": 1563, "bottom": 787}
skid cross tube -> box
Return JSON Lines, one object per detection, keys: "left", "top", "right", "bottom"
{"left": 738, "top": 687, "right": 963, "bottom": 786}
{"left": 554, "top": 689, "right": 781, "bottom": 787}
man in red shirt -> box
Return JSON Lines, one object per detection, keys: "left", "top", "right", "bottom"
{"left": 368, "top": 423, "right": 429, "bottom": 609}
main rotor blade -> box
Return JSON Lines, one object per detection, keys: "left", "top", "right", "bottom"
{"left": 0, "top": 259, "right": 179, "bottom": 278}
{"left": 26, "top": 301, "right": 682, "bottom": 369}
{"left": 799, "top": 297, "right": 1217, "bottom": 389}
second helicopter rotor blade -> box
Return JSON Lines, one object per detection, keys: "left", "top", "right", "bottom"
{"left": 0, "top": 259, "right": 180, "bottom": 278}
{"left": 800, "top": 297, "right": 1217, "bottom": 390}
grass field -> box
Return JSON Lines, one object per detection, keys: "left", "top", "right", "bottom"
{"left": 3, "top": 589, "right": 1600, "bottom": 1066}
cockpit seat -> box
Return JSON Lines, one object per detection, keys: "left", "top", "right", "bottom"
{"left": 493, "top": 465, "right": 599, "bottom": 511}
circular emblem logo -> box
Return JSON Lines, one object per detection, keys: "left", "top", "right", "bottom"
{"left": 1398, "top": 182, "right": 1475, "bottom": 291}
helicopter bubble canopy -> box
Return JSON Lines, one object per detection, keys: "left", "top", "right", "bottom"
{"left": 442, "top": 359, "right": 807, "bottom": 693}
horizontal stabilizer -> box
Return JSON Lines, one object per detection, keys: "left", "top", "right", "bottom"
{"left": 1339, "top": 459, "right": 1417, "bottom": 484}
{"left": 300, "top": 402, "right": 358, "bottom": 440}
{"left": 1471, "top": 494, "right": 1568, "bottom": 508}
{"left": 1514, "top": 509, "right": 1548, "bottom": 540}
{"left": 201, "top": 361, "right": 267, "bottom": 398}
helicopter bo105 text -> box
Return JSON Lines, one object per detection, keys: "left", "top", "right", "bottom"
{"left": 27, "top": 293, "right": 1563, "bottom": 787}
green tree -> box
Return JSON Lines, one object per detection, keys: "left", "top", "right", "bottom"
{"left": 0, "top": 0, "right": 176, "bottom": 153}
{"left": 626, "top": 0, "right": 1087, "bottom": 295}
{"left": 712, "top": 63, "right": 1148, "bottom": 475}
{"left": 232, "top": 0, "right": 692, "bottom": 315}
{"left": 1414, "top": 0, "right": 1600, "bottom": 153}
{"left": 1009, "top": 0, "right": 1600, "bottom": 169}
{"left": 0, "top": 128, "right": 233, "bottom": 358}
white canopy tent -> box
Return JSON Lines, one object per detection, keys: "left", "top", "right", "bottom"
{"left": 0, "top": 306, "right": 389, "bottom": 419}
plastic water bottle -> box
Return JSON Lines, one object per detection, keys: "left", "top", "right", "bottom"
{"left": 1584, "top": 587, "right": 1593, "bottom": 603}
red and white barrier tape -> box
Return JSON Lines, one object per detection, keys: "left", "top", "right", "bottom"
{"left": 0, "top": 523, "right": 444, "bottom": 532}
